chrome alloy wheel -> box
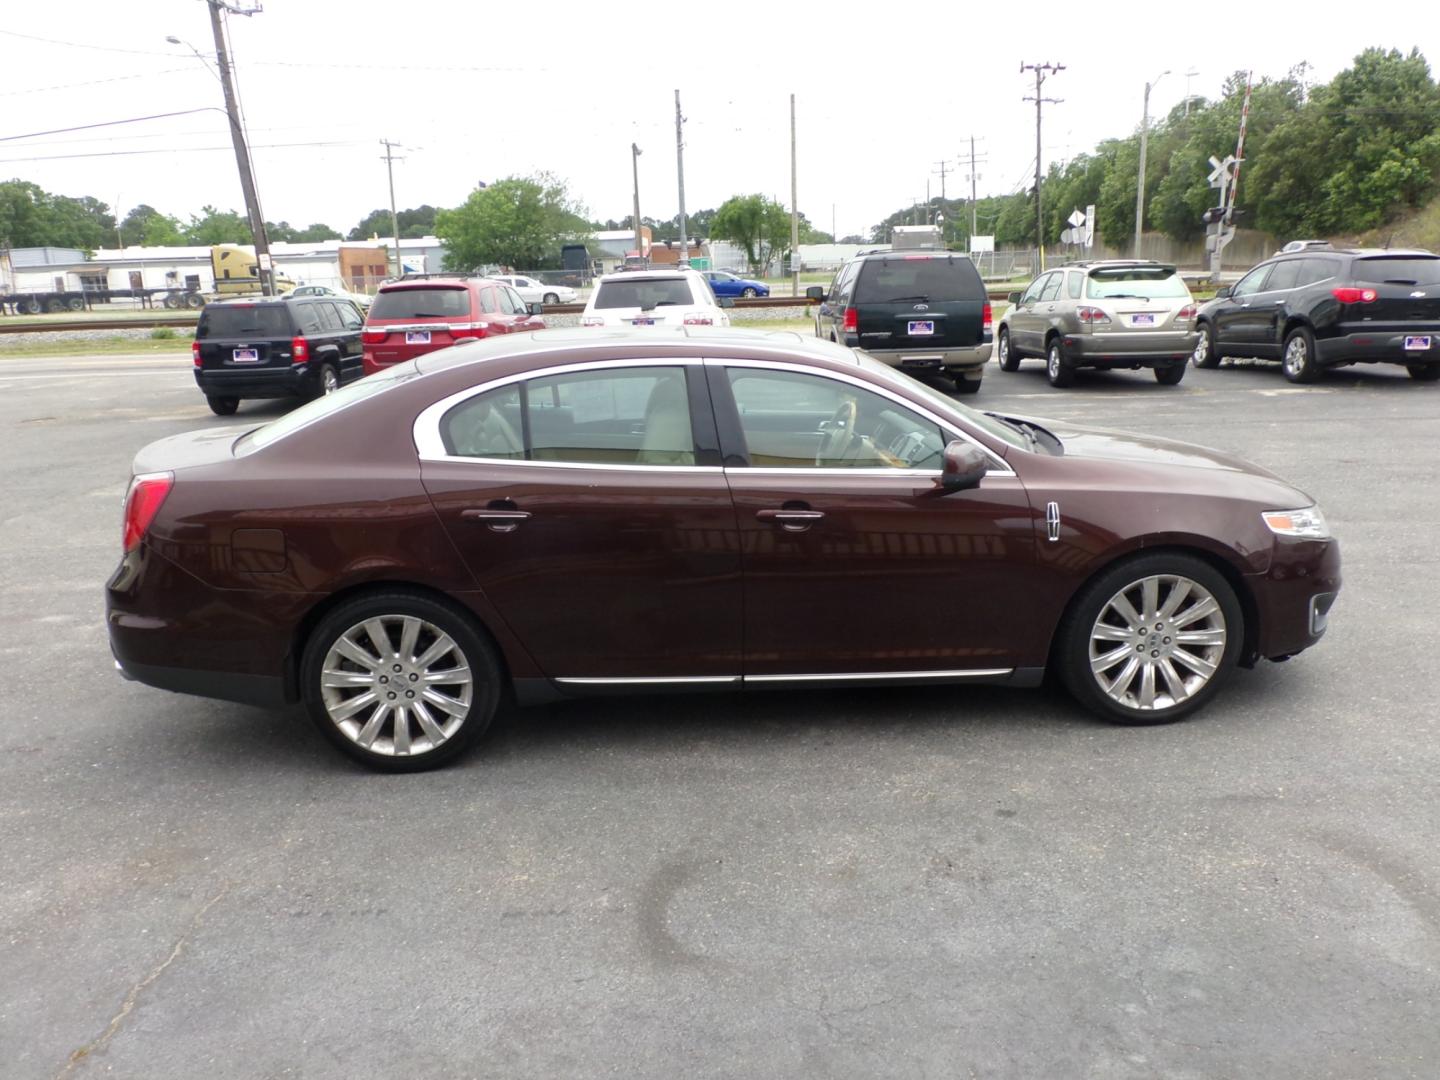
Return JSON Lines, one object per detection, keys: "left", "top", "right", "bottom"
{"left": 321, "top": 366, "right": 340, "bottom": 394}
{"left": 1283, "top": 336, "right": 1308, "bottom": 378}
{"left": 320, "top": 615, "right": 473, "bottom": 756}
{"left": 1087, "top": 574, "right": 1227, "bottom": 711}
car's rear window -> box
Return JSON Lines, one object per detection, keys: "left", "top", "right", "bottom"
{"left": 197, "top": 305, "right": 290, "bottom": 338}
{"left": 853, "top": 258, "right": 984, "bottom": 303}
{"left": 1085, "top": 267, "right": 1190, "bottom": 299}
{"left": 1351, "top": 257, "right": 1440, "bottom": 285}
{"left": 593, "top": 278, "right": 696, "bottom": 309}
{"left": 369, "top": 287, "right": 472, "bottom": 320}
{"left": 235, "top": 362, "right": 425, "bottom": 455}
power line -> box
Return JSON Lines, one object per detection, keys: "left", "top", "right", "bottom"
{"left": 1, "top": 108, "right": 223, "bottom": 143}
{"left": 0, "top": 29, "right": 178, "bottom": 56}
{"left": 0, "top": 69, "right": 193, "bottom": 97}
{"left": 0, "top": 141, "right": 369, "bottom": 164}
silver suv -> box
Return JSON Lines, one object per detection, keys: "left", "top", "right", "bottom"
{"left": 996, "top": 260, "right": 1199, "bottom": 387}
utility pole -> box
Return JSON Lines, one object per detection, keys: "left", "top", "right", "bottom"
{"left": 790, "top": 93, "right": 799, "bottom": 297}
{"left": 1133, "top": 70, "right": 1169, "bottom": 258}
{"left": 380, "top": 138, "right": 404, "bottom": 281}
{"left": 968, "top": 136, "right": 984, "bottom": 240}
{"left": 631, "top": 143, "right": 643, "bottom": 266}
{"left": 675, "top": 90, "right": 688, "bottom": 268}
{"left": 206, "top": 1, "right": 272, "bottom": 294}
{"left": 1021, "top": 62, "right": 1064, "bottom": 271}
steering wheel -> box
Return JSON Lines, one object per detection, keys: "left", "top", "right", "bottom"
{"left": 816, "top": 398, "right": 858, "bottom": 464}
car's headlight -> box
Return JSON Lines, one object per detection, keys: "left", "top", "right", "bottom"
{"left": 1262, "top": 505, "right": 1331, "bottom": 539}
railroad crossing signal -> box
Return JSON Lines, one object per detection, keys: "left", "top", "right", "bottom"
{"left": 1207, "top": 154, "right": 1239, "bottom": 189}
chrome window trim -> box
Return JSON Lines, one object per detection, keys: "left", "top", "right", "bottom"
{"left": 555, "top": 676, "right": 740, "bottom": 686}
{"left": 714, "top": 357, "right": 1015, "bottom": 475}
{"left": 420, "top": 455, "right": 723, "bottom": 475}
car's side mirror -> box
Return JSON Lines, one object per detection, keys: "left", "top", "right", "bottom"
{"left": 1215, "top": 285, "right": 1232, "bottom": 299}
{"left": 528, "top": 302, "right": 543, "bottom": 315}
{"left": 717, "top": 297, "right": 735, "bottom": 309}
{"left": 938, "top": 439, "right": 988, "bottom": 493}
{"left": 1007, "top": 291, "right": 1023, "bottom": 305}
{"left": 805, "top": 285, "right": 825, "bottom": 301}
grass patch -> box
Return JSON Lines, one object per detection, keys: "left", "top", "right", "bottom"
{"left": 0, "top": 335, "right": 193, "bottom": 359}
{"left": 149, "top": 326, "right": 179, "bottom": 340}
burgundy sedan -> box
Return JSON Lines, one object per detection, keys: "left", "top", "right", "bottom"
{"left": 108, "top": 329, "right": 1341, "bottom": 770}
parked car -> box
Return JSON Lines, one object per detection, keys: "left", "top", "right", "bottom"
{"left": 996, "top": 261, "right": 1199, "bottom": 388}
{"left": 191, "top": 295, "right": 365, "bottom": 415}
{"left": 110, "top": 327, "right": 1340, "bottom": 771}
{"left": 807, "top": 251, "right": 992, "bottom": 393}
{"left": 581, "top": 268, "right": 732, "bottom": 328}
{"left": 362, "top": 276, "right": 544, "bottom": 375}
{"left": 703, "top": 270, "right": 770, "bottom": 298}
{"left": 1193, "top": 247, "right": 1440, "bottom": 382}
{"left": 492, "top": 275, "right": 578, "bottom": 306}
{"left": 288, "top": 283, "right": 374, "bottom": 309}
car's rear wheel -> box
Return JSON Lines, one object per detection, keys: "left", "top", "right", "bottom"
{"left": 1046, "top": 338, "right": 1075, "bottom": 387}
{"left": 301, "top": 591, "right": 502, "bottom": 771}
{"left": 543, "top": 292, "right": 559, "bottom": 305}
{"left": 741, "top": 287, "right": 758, "bottom": 298}
{"left": 315, "top": 363, "right": 340, "bottom": 398}
{"left": 997, "top": 328, "right": 1020, "bottom": 372}
{"left": 1282, "top": 326, "right": 1320, "bottom": 383}
{"left": 1406, "top": 363, "right": 1440, "bottom": 381}
{"left": 206, "top": 395, "right": 239, "bottom": 416}
{"left": 1154, "top": 363, "right": 1186, "bottom": 385}
{"left": 1058, "top": 553, "right": 1243, "bottom": 725}
{"left": 162, "top": 293, "right": 181, "bottom": 310}
{"left": 185, "top": 293, "right": 205, "bottom": 309}
{"left": 1192, "top": 322, "right": 1220, "bottom": 368}
{"left": 66, "top": 296, "right": 85, "bottom": 312}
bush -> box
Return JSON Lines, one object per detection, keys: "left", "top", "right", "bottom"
{"left": 149, "top": 327, "right": 177, "bottom": 340}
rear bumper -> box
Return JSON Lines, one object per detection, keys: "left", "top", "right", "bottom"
{"left": 856, "top": 341, "right": 993, "bottom": 375}
{"left": 1316, "top": 329, "right": 1440, "bottom": 366}
{"left": 195, "top": 364, "right": 315, "bottom": 399}
{"left": 1062, "top": 330, "right": 1197, "bottom": 365}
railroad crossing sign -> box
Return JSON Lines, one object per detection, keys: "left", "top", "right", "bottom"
{"left": 1208, "top": 154, "right": 1239, "bottom": 188}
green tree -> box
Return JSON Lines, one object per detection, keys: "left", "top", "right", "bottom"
{"left": 0, "top": 179, "right": 53, "bottom": 247}
{"left": 292, "top": 222, "right": 343, "bottom": 242}
{"left": 183, "top": 206, "right": 252, "bottom": 245}
{"left": 119, "top": 204, "right": 184, "bottom": 247}
{"left": 348, "top": 204, "right": 439, "bottom": 241}
{"left": 711, "top": 194, "right": 794, "bottom": 274}
{"left": 434, "top": 175, "right": 588, "bottom": 270}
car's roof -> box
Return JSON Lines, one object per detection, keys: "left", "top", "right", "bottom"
{"left": 204, "top": 296, "right": 291, "bottom": 307}
{"left": 596, "top": 268, "right": 701, "bottom": 282}
{"left": 379, "top": 276, "right": 499, "bottom": 291}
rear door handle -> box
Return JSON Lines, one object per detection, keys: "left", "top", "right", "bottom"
{"left": 460, "top": 508, "right": 531, "bottom": 533}
{"left": 756, "top": 508, "right": 825, "bottom": 532}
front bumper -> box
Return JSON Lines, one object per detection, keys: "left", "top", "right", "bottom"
{"left": 1252, "top": 536, "right": 1342, "bottom": 661}
{"left": 1316, "top": 329, "right": 1440, "bottom": 366}
{"left": 1062, "top": 330, "right": 1198, "bottom": 366}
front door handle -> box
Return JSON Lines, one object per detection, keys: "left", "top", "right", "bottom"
{"left": 756, "top": 508, "right": 825, "bottom": 532}
{"left": 461, "top": 507, "right": 531, "bottom": 533}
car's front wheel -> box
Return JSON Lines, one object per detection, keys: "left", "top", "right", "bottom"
{"left": 206, "top": 395, "right": 239, "bottom": 416}
{"left": 997, "top": 328, "right": 1020, "bottom": 372}
{"left": 741, "top": 287, "right": 758, "bottom": 298}
{"left": 1282, "top": 326, "right": 1320, "bottom": 383}
{"left": 1192, "top": 322, "right": 1220, "bottom": 368}
{"left": 301, "top": 591, "right": 503, "bottom": 771}
{"left": 1058, "top": 553, "right": 1243, "bottom": 725}
{"left": 1046, "top": 338, "right": 1075, "bottom": 387}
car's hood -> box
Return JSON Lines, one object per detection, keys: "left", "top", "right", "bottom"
{"left": 1011, "top": 414, "right": 1286, "bottom": 479}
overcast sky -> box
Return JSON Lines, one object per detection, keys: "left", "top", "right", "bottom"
{"left": 3, "top": 1, "right": 1437, "bottom": 242}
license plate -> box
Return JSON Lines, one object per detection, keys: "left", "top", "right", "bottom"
{"left": 405, "top": 330, "right": 431, "bottom": 345}
{"left": 232, "top": 348, "right": 258, "bottom": 363}
{"left": 907, "top": 320, "right": 935, "bottom": 336}
{"left": 1131, "top": 314, "right": 1156, "bottom": 327}
{"left": 1404, "top": 335, "right": 1432, "bottom": 350}
{"left": 631, "top": 317, "right": 656, "bottom": 326}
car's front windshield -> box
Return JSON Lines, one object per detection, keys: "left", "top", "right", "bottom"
{"left": 851, "top": 351, "right": 1029, "bottom": 451}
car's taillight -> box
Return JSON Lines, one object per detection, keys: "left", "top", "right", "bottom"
{"left": 452, "top": 322, "right": 490, "bottom": 342}
{"left": 842, "top": 307, "right": 858, "bottom": 333}
{"left": 581, "top": 315, "right": 604, "bottom": 327}
{"left": 1076, "top": 306, "right": 1112, "bottom": 325}
{"left": 683, "top": 312, "right": 714, "bottom": 326}
{"left": 122, "top": 472, "right": 174, "bottom": 553}
{"left": 292, "top": 335, "right": 309, "bottom": 361}
{"left": 361, "top": 329, "right": 387, "bottom": 345}
{"left": 1332, "top": 287, "right": 1378, "bottom": 304}
{"left": 1175, "top": 304, "right": 1199, "bottom": 321}
{"left": 191, "top": 341, "right": 201, "bottom": 367}
{"left": 982, "top": 302, "right": 993, "bottom": 332}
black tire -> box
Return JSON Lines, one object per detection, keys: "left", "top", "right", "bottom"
{"left": 1057, "top": 552, "right": 1244, "bottom": 726}
{"left": 46, "top": 298, "right": 68, "bottom": 314}
{"left": 542, "top": 292, "right": 559, "bottom": 305}
{"left": 312, "top": 363, "right": 340, "bottom": 400}
{"left": 1192, "top": 322, "right": 1220, "bottom": 368}
{"left": 952, "top": 374, "right": 982, "bottom": 395}
{"left": 1046, "top": 337, "right": 1075, "bottom": 388}
{"left": 66, "top": 296, "right": 85, "bottom": 312}
{"left": 1154, "top": 362, "right": 1186, "bottom": 385}
{"left": 997, "top": 328, "right": 1020, "bottom": 372}
{"left": 1406, "top": 363, "right": 1440, "bottom": 382}
{"left": 16, "top": 297, "right": 43, "bottom": 315}
{"left": 741, "top": 287, "right": 758, "bottom": 298}
{"left": 207, "top": 395, "right": 240, "bottom": 416}
{"left": 1281, "top": 325, "right": 1320, "bottom": 384}
{"left": 185, "top": 292, "right": 205, "bottom": 309}
{"left": 162, "top": 293, "right": 181, "bottom": 310}
{"left": 300, "top": 590, "right": 503, "bottom": 771}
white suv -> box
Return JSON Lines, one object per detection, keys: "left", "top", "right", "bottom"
{"left": 581, "top": 268, "right": 732, "bottom": 329}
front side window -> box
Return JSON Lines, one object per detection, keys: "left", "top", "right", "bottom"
{"left": 726, "top": 367, "right": 944, "bottom": 470}
{"left": 1019, "top": 273, "right": 1049, "bottom": 305}
{"left": 441, "top": 366, "right": 696, "bottom": 467}
{"left": 1231, "top": 264, "right": 1273, "bottom": 298}
{"left": 1039, "top": 274, "right": 1063, "bottom": 302}
{"left": 504, "top": 287, "right": 528, "bottom": 314}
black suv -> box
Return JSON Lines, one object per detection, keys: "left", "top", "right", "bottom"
{"left": 807, "top": 252, "right": 993, "bottom": 393}
{"left": 1194, "top": 247, "right": 1440, "bottom": 382}
{"left": 192, "top": 296, "right": 366, "bottom": 415}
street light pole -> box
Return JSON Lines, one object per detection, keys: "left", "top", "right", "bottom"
{"left": 1133, "top": 69, "right": 1169, "bottom": 260}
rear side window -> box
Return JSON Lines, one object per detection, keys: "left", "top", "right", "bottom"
{"left": 1066, "top": 272, "right": 1083, "bottom": 299}
{"left": 1351, "top": 257, "right": 1440, "bottom": 285}
{"left": 853, "top": 258, "right": 984, "bottom": 303}
{"left": 369, "top": 287, "right": 472, "bottom": 320}
{"left": 197, "top": 305, "right": 290, "bottom": 338}
{"left": 1086, "top": 267, "right": 1189, "bottom": 300}
{"left": 293, "top": 303, "right": 325, "bottom": 334}
{"left": 594, "top": 278, "right": 695, "bottom": 309}
{"left": 1296, "top": 258, "right": 1340, "bottom": 286}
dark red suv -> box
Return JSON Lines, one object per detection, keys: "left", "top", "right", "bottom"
{"left": 361, "top": 276, "right": 544, "bottom": 375}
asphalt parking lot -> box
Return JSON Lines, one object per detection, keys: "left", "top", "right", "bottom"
{"left": 2, "top": 349, "right": 1437, "bottom": 1079}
